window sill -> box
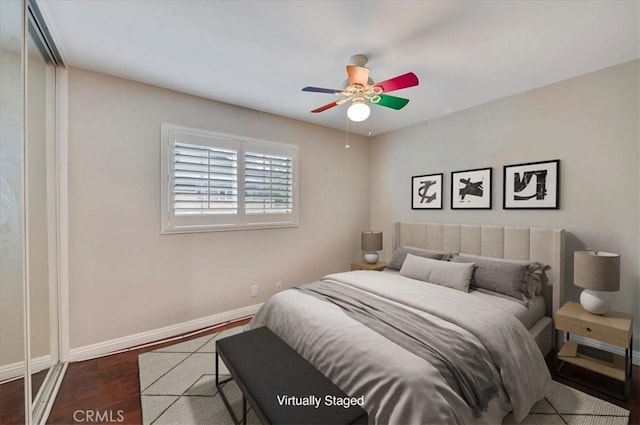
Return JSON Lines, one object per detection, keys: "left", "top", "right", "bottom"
{"left": 161, "top": 220, "right": 299, "bottom": 235}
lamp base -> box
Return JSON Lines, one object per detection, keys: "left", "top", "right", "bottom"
{"left": 363, "top": 252, "right": 379, "bottom": 264}
{"left": 580, "top": 289, "right": 613, "bottom": 315}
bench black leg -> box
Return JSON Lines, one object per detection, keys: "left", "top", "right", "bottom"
{"left": 242, "top": 397, "right": 247, "bottom": 425}
{"left": 216, "top": 351, "right": 246, "bottom": 425}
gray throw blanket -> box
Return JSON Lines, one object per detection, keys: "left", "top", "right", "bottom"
{"left": 295, "top": 281, "right": 500, "bottom": 418}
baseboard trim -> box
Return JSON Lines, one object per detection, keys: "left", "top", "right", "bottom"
{"left": 68, "top": 303, "right": 262, "bottom": 362}
{"left": 0, "top": 354, "right": 53, "bottom": 383}
{"left": 570, "top": 335, "right": 640, "bottom": 366}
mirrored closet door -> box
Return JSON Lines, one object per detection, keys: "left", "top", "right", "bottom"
{"left": 27, "top": 7, "right": 61, "bottom": 422}
{"left": 0, "top": 0, "right": 64, "bottom": 424}
{"left": 0, "top": 1, "right": 27, "bottom": 424}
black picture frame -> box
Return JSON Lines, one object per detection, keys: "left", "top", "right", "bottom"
{"left": 411, "top": 173, "right": 443, "bottom": 209}
{"left": 451, "top": 167, "right": 492, "bottom": 209}
{"left": 503, "top": 159, "right": 560, "bottom": 209}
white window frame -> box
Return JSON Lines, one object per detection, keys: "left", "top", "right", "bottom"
{"left": 161, "top": 124, "right": 299, "bottom": 234}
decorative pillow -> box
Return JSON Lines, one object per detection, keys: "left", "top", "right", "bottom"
{"left": 473, "top": 255, "right": 548, "bottom": 297}
{"left": 528, "top": 263, "right": 550, "bottom": 296}
{"left": 399, "top": 254, "right": 475, "bottom": 292}
{"left": 450, "top": 254, "right": 548, "bottom": 303}
{"left": 387, "top": 246, "right": 453, "bottom": 271}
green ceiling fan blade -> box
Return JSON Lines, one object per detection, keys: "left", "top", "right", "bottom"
{"left": 374, "top": 94, "right": 409, "bottom": 110}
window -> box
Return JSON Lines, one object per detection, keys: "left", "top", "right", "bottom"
{"left": 173, "top": 142, "right": 238, "bottom": 216}
{"left": 245, "top": 151, "right": 294, "bottom": 215}
{"left": 161, "top": 124, "right": 298, "bottom": 233}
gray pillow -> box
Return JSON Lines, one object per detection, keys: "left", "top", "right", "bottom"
{"left": 528, "top": 263, "right": 550, "bottom": 296}
{"left": 450, "top": 254, "right": 548, "bottom": 303}
{"left": 460, "top": 254, "right": 549, "bottom": 297}
{"left": 399, "top": 254, "right": 475, "bottom": 292}
{"left": 387, "top": 246, "right": 451, "bottom": 271}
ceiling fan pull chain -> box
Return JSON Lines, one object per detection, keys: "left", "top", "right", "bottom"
{"left": 345, "top": 116, "right": 350, "bottom": 149}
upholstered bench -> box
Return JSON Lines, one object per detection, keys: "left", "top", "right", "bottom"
{"left": 215, "top": 326, "right": 368, "bottom": 425}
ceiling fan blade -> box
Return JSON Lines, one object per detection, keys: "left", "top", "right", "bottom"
{"left": 302, "top": 86, "right": 341, "bottom": 94}
{"left": 374, "top": 94, "right": 410, "bottom": 110}
{"left": 311, "top": 101, "right": 339, "bottom": 113}
{"left": 346, "top": 65, "right": 370, "bottom": 86}
{"left": 374, "top": 72, "right": 419, "bottom": 93}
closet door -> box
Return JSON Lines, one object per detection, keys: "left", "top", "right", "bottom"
{"left": 0, "top": 0, "right": 27, "bottom": 423}
{"left": 0, "top": 2, "right": 63, "bottom": 423}
{"left": 26, "top": 15, "right": 59, "bottom": 417}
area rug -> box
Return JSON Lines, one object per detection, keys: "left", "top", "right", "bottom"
{"left": 138, "top": 327, "right": 630, "bottom": 425}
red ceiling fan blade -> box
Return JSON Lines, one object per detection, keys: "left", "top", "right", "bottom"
{"left": 346, "top": 65, "right": 370, "bottom": 86}
{"left": 311, "top": 101, "right": 339, "bottom": 113}
{"left": 302, "top": 86, "right": 341, "bottom": 94}
{"left": 374, "top": 72, "right": 419, "bottom": 93}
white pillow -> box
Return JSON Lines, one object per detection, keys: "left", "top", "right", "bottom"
{"left": 399, "top": 253, "right": 475, "bottom": 292}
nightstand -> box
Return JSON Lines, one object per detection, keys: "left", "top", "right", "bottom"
{"left": 555, "top": 301, "right": 633, "bottom": 400}
{"left": 350, "top": 261, "right": 388, "bottom": 271}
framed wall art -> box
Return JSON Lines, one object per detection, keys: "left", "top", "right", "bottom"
{"left": 503, "top": 159, "right": 560, "bottom": 209}
{"left": 451, "top": 167, "right": 492, "bottom": 209}
{"left": 412, "top": 173, "right": 443, "bottom": 209}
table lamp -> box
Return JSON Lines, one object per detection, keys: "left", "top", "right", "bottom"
{"left": 361, "top": 231, "right": 383, "bottom": 264}
{"left": 574, "top": 250, "right": 620, "bottom": 315}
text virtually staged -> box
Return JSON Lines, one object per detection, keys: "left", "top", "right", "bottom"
{"left": 276, "top": 394, "right": 366, "bottom": 409}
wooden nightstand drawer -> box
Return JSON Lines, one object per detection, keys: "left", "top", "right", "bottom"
{"left": 555, "top": 315, "right": 629, "bottom": 347}
{"left": 555, "top": 302, "right": 632, "bottom": 348}
{"left": 351, "top": 261, "right": 388, "bottom": 271}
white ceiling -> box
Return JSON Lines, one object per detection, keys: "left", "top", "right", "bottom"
{"left": 38, "top": 1, "right": 639, "bottom": 136}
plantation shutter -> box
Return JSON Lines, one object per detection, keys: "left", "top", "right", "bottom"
{"left": 173, "top": 142, "right": 238, "bottom": 215}
{"left": 244, "top": 151, "right": 293, "bottom": 214}
{"left": 162, "top": 124, "right": 298, "bottom": 233}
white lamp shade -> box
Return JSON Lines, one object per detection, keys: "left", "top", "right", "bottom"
{"left": 347, "top": 102, "right": 370, "bottom": 122}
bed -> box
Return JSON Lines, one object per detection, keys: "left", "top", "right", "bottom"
{"left": 249, "top": 222, "right": 565, "bottom": 424}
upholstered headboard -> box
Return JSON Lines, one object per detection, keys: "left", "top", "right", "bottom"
{"left": 393, "top": 222, "right": 565, "bottom": 317}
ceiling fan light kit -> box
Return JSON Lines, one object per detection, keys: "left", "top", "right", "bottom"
{"left": 347, "top": 98, "right": 370, "bottom": 122}
{"left": 302, "top": 55, "right": 419, "bottom": 122}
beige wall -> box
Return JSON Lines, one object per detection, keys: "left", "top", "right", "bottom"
{"left": 68, "top": 61, "right": 638, "bottom": 355}
{"left": 67, "top": 68, "right": 370, "bottom": 349}
{"left": 370, "top": 60, "right": 640, "bottom": 352}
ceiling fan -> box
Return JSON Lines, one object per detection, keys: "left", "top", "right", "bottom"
{"left": 302, "top": 55, "right": 419, "bottom": 122}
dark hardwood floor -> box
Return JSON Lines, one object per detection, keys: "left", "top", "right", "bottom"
{"left": 0, "top": 319, "right": 249, "bottom": 425}
{"left": 46, "top": 319, "right": 251, "bottom": 425}
{"left": 1, "top": 368, "right": 51, "bottom": 425}
{"left": 2, "top": 319, "right": 637, "bottom": 424}
{"left": 0, "top": 377, "right": 26, "bottom": 425}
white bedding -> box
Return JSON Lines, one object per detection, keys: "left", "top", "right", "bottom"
{"left": 470, "top": 292, "right": 546, "bottom": 329}
{"left": 249, "top": 270, "right": 551, "bottom": 424}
